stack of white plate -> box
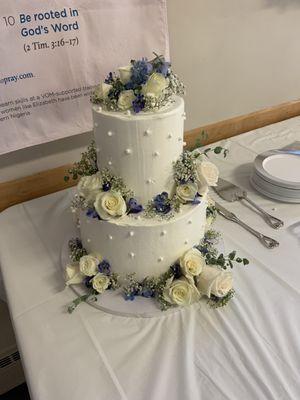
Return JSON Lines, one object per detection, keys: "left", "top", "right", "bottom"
{"left": 251, "top": 146, "right": 300, "bottom": 203}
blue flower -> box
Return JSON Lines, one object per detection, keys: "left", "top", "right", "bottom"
{"left": 156, "top": 61, "right": 170, "bottom": 77}
{"left": 170, "top": 263, "right": 181, "bottom": 279}
{"left": 98, "top": 260, "right": 111, "bottom": 275}
{"left": 102, "top": 182, "right": 111, "bottom": 192}
{"left": 86, "top": 208, "right": 100, "bottom": 219}
{"left": 132, "top": 94, "right": 145, "bottom": 113}
{"left": 153, "top": 192, "right": 171, "bottom": 214}
{"left": 124, "top": 293, "right": 135, "bottom": 301}
{"left": 141, "top": 289, "right": 154, "bottom": 298}
{"left": 84, "top": 276, "right": 93, "bottom": 288}
{"left": 192, "top": 195, "right": 201, "bottom": 205}
{"left": 127, "top": 59, "right": 152, "bottom": 89}
{"left": 127, "top": 198, "right": 143, "bottom": 214}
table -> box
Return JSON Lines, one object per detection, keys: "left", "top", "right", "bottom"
{"left": 1, "top": 117, "right": 300, "bottom": 400}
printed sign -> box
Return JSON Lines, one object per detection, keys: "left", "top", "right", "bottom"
{"left": 0, "top": 0, "right": 169, "bottom": 154}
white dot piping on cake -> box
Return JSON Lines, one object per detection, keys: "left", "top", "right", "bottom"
{"left": 153, "top": 151, "right": 160, "bottom": 157}
{"left": 160, "top": 230, "right": 167, "bottom": 236}
{"left": 188, "top": 220, "right": 192, "bottom": 224}
{"left": 178, "top": 137, "right": 183, "bottom": 142}
{"left": 168, "top": 133, "right": 172, "bottom": 139}
{"left": 108, "top": 235, "right": 113, "bottom": 240}
{"left": 107, "top": 131, "right": 113, "bottom": 137}
{"left": 184, "top": 239, "right": 189, "bottom": 245}
{"left": 158, "top": 256, "right": 164, "bottom": 262}
{"left": 129, "top": 252, "right": 135, "bottom": 258}
{"left": 144, "top": 129, "right": 152, "bottom": 136}
{"left": 87, "top": 238, "right": 91, "bottom": 243}
{"left": 125, "top": 148, "right": 132, "bottom": 155}
{"left": 108, "top": 161, "right": 112, "bottom": 166}
{"left": 126, "top": 110, "right": 131, "bottom": 116}
{"left": 94, "top": 122, "right": 98, "bottom": 127}
{"left": 129, "top": 231, "right": 135, "bottom": 237}
{"left": 183, "top": 142, "right": 187, "bottom": 147}
{"left": 97, "top": 106, "right": 102, "bottom": 112}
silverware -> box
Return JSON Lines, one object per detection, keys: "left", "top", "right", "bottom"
{"left": 215, "top": 201, "right": 279, "bottom": 249}
{"left": 213, "top": 178, "right": 284, "bottom": 229}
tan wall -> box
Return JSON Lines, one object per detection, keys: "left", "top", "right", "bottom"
{"left": 1, "top": 0, "right": 300, "bottom": 182}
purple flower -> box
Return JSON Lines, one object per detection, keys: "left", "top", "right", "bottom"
{"left": 128, "top": 198, "right": 143, "bottom": 214}
{"left": 170, "top": 264, "right": 181, "bottom": 279}
{"left": 141, "top": 289, "right": 154, "bottom": 298}
{"left": 84, "top": 276, "right": 93, "bottom": 288}
{"left": 86, "top": 208, "right": 100, "bottom": 219}
{"left": 156, "top": 61, "right": 170, "bottom": 77}
{"left": 192, "top": 195, "right": 201, "bottom": 205}
{"left": 153, "top": 192, "right": 171, "bottom": 214}
{"left": 104, "top": 72, "right": 114, "bottom": 84}
{"left": 132, "top": 94, "right": 145, "bottom": 113}
{"left": 124, "top": 293, "right": 135, "bottom": 301}
{"left": 129, "top": 59, "right": 152, "bottom": 88}
{"left": 98, "top": 260, "right": 111, "bottom": 275}
{"left": 102, "top": 182, "right": 111, "bottom": 191}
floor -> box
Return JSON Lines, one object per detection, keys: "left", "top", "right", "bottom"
{"left": 2, "top": 383, "right": 30, "bottom": 400}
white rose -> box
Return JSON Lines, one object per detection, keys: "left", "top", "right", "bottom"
{"left": 79, "top": 255, "right": 100, "bottom": 277}
{"left": 196, "top": 265, "right": 233, "bottom": 298}
{"left": 94, "top": 190, "right": 127, "bottom": 220}
{"left": 118, "top": 65, "right": 132, "bottom": 84}
{"left": 176, "top": 182, "right": 198, "bottom": 203}
{"left": 195, "top": 160, "right": 219, "bottom": 188}
{"left": 92, "top": 273, "right": 110, "bottom": 294}
{"left": 117, "top": 90, "right": 135, "bottom": 110}
{"left": 180, "top": 248, "right": 206, "bottom": 278}
{"left": 94, "top": 82, "right": 112, "bottom": 100}
{"left": 141, "top": 72, "right": 168, "bottom": 98}
{"left": 65, "top": 263, "right": 84, "bottom": 285}
{"left": 77, "top": 174, "right": 103, "bottom": 203}
{"left": 163, "top": 277, "right": 200, "bottom": 306}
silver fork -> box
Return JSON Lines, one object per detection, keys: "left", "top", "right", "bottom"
{"left": 215, "top": 201, "right": 280, "bottom": 249}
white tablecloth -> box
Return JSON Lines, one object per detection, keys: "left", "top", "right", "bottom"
{"left": 1, "top": 117, "right": 300, "bottom": 400}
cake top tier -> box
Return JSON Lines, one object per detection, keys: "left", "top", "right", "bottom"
{"left": 91, "top": 54, "right": 185, "bottom": 114}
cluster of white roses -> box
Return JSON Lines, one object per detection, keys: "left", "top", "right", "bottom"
{"left": 77, "top": 173, "right": 127, "bottom": 220}
{"left": 163, "top": 248, "right": 233, "bottom": 307}
{"left": 176, "top": 156, "right": 219, "bottom": 204}
{"left": 94, "top": 66, "right": 169, "bottom": 111}
{"left": 65, "top": 253, "right": 111, "bottom": 294}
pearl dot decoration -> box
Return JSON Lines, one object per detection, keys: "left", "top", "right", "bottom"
{"left": 160, "top": 230, "right": 167, "bottom": 236}
{"left": 144, "top": 129, "right": 152, "bottom": 136}
{"left": 97, "top": 106, "right": 102, "bottom": 112}
{"left": 96, "top": 148, "right": 100, "bottom": 153}
{"left": 183, "top": 142, "right": 187, "bottom": 147}
{"left": 153, "top": 151, "right": 160, "bottom": 157}
{"left": 107, "top": 131, "right": 113, "bottom": 137}
{"left": 184, "top": 239, "right": 189, "bottom": 245}
{"left": 168, "top": 133, "right": 173, "bottom": 139}
{"left": 108, "top": 161, "right": 112, "bottom": 166}
{"left": 158, "top": 256, "right": 164, "bottom": 262}
{"left": 125, "top": 148, "right": 132, "bottom": 155}
{"left": 135, "top": 215, "right": 141, "bottom": 220}
{"left": 129, "top": 252, "right": 135, "bottom": 258}
{"left": 87, "top": 238, "right": 91, "bottom": 243}
{"left": 188, "top": 220, "right": 192, "bottom": 224}
{"left": 129, "top": 231, "right": 135, "bottom": 237}
{"left": 94, "top": 122, "right": 98, "bottom": 127}
{"left": 146, "top": 178, "right": 154, "bottom": 184}
{"left": 178, "top": 137, "right": 183, "bottom": 142}
{"left": 126, "top": 110, "right": 131, "bottom": 116}
{"left": 108, "top": 235, "right": 113, "bottom": 240}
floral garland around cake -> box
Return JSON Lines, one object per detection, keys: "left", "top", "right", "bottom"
{"left": 66, "top": 141, "right": 228, "bottom": 221}
{"left": 91, "top": 53, "right": 185, "bottom": 113}
{"left": 65, "top": 228, "right": 249, "bottom": 313}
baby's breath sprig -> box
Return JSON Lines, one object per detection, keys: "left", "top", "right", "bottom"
{"left": 208, "top": 289, "right": 235, "bottom": 309}
{"left": 100, "top": 168, "right": 134, "bottom": 200}
{"left": 68, "top": 238, "right": 87, "bottom": 262}
{"left": 64, "top": 141, "right": 98, "bottom": 182}
{"left": 173, "top": 151, "right": 196, "bottom": 185}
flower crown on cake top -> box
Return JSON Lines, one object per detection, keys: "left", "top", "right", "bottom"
{"left": 91, "top": 53, "right": 185, "bottom": 113}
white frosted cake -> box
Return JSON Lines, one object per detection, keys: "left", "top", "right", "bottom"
{"left": 65, "top": 55, "right": 239, "bottom": 313}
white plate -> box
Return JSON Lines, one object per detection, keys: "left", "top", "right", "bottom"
{"left": 251, "top": 172, "right": 300, "bottom": 199}
{"left": 254, "top": 151, "right": 300, "bottom": 189}
{"left": 250, "top": 175, "right": 300, "bottom": 203}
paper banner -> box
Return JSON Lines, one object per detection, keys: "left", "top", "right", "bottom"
{"left": 0, "top": 0, "right": 169, "bottom": 154}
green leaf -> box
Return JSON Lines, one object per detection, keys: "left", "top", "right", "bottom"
{"left": 64, "top": 176, "right": 69, "bottom": 182}
{"left": 228, "top": 251, "right": 236, "bottom": 260}
{"left": 213, "top": 146, "right": 223, "bottom": 154}
{"left": 243, "top": 258, "right": 250, "bottom": 265}
{"left": 236, "top": 257, "right": 242, "bottom": 263}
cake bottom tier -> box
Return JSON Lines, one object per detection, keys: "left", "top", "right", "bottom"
{"left": 80, "top": 202, "right": 207, "bottom": 281}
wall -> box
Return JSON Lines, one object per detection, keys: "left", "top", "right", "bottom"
{"left": 1, "top": 0, "right": 300, "bottom": 182}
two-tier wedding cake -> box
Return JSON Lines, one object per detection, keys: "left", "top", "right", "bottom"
{"left": 65, "top": 55, "right": 242, "bottom": 313}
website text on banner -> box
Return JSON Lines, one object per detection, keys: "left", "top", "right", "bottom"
{"left": 0, "top": 0, "right": 169, "bottom": 155}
